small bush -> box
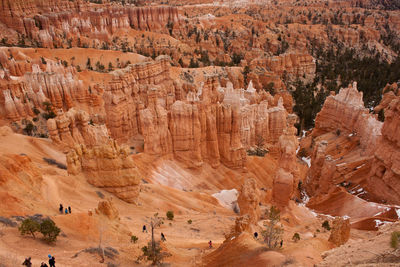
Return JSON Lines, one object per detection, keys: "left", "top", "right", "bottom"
{"left": 187, "top": 219, "right": 192, "bottom": 224}
{"left": 131, "top": 235, "right": 138, "bottom": 243}
{"left": 19, "top": 218, "right": 40, "bottom": 238}
{"left": 322, "top": 220, "right": 331, "bottom": 231}
{"left": 336, "top": 129, "right": 341, "bottom": 136}
{"left": 391, "top": 231, "right": 400, "bottom": 249}
{"left": 166, "top": 211, "right": 174, "bottom": 221}
{"left": 40, "top": 219, "right": 60, "bottom": 243}
{"left": 292, "top": 233, "right": 300, "bottom": 242}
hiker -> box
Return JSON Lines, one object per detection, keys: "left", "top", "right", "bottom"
{"left": 208, "top": 240, "right": 212, "bottom": 248}
{"left": 161, "top": 232, "right": 166, "bottom": 241}
{"left": 68, "top": 206, "right": 71, "bottom": 214}
{"left": 49, "top": 256, "right": 56, "bottom": 267}
{"left": 254, "top": 232, "right": 258, "bottom": 239}
{"left": 22, "top": 257, "right": 32, "bottom": 267}
{"left": 41, "top": 262, "right": 48, "bottom": 267}
{"left": 59, "top": 204, "right": 63, "bottom": 214}
{"left": 65, "top": 208, "right": 68, "bottom": 214}
{"left": 142, "top": 225, "right": 147, "bottom": 233}
{"left": 280, "top": 240, "right": 283, "bottom": 248}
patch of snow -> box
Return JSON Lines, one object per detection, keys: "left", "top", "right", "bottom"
{"left": 356, "top": 164, "right": 365, "bottom": 169}
{"left": 230, "top": 236, "right": 236, "bottom": 240}
{"left": 342, "top": 215, "right": 350, "bottom": 220}
{"left": 374, "top": 219, "right": 390, "bottom": 228}
{"left": 212, "top": 189, "right": 239, "bottom": 211}
{"left": 396, "top": 209, "right": 400, "bottom": 219}
{"left": 302, "top": 157, "right": 311, "bottom": 167}
{"left": 348, "top": 133, "right": 354, "bottom": 137}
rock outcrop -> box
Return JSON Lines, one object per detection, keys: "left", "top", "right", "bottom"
{"left": 368, "top": 94, "right": 400, "bottom": 204}
{"left": 328, "top": 217, "right": 350, "bottom": 246}
{"left": 237, "top": 178, "right": 260, "bottom": 224}
{"left": 47, "top": 108, "right": 109, "bottom": 150}
{"left": 0, "top": 1, "right": 179, "bottom": 48}
{"left": 67, "top": 140, "right": 141, "bottom": 203}
{"left": 96, "top": 198, "right": 120, "bottom": 220}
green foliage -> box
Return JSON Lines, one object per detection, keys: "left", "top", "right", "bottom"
{"left": 322, "top": 220, "right": 331, "bottom": 231}
{"left": 247, "top": 135, "right": 268, "bottom": 157}
{"left": 189, "top": 58, "right": 199, "bottom": 68}
{"left": 140, "top": 241, "right": 171, "bottom": 265}
{"left": 292, "top": 233, "right": 300, "bottom": 242}
{"left": 262, "top": 206, "right": 283, "bottom": 249}
{"left": 40, "top": 219, "right": 61, "bottom": 243}
{"left": 24, "top": 121, "right": 35, "bottom": 136}
{"left": 391, "top": 231, "right": 400, "bottom": 249}
{"left": 19, "top": 219, "right": 40, "bottom": 238}
{"left": 33, "top": 107, "right": 40, "bottom": 115}
{"left": 231, "top": 52, "right": 243, "bottom": 65}
{"left": 166, "top": 211, "right": 174, "bottom": 221}
{"left": 131, "top": 235, "right": 138, "bottom": 243}
{"left": 187, "top": 219, "right": 192, "bottom": 224}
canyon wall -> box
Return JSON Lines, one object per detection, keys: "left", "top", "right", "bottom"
{"left": 67, "top": 140, "right": 141, "bottom": 203}
{"left": 308, "top": 83, "right": 400, "bottom": 205}
{"left": 0, "top": 0, "right": 179, "bottom": 47}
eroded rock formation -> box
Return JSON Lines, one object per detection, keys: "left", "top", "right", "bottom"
{"left": 237, "top": 178, "right": 260, "bottom": 224}
{"left": 67, "top": 140, "right": 141, "bottom": 203}
{"left": 328, "top": 217, "right": 350, "bottom": 246}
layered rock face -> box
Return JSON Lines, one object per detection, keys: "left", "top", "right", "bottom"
{"left": 328, "top": 217, "right": 350, "bottom": 246}
{"left": 0, "top": 52, "right": 103, "bottom": 122}
{"left": 307, "top": 83, "right": 400, "bottom": 205}
{"left": 368, "top": 95, "right": 400, "bottom": 204}
{"left": 67, "top": 140, "right": 141, "bottom": 203}
{"left": 237, "top": 178, "right": 260, "bottom": 224}
{"left": 104, "top": 56, "right": 174, "bottom": 144}
{"left": 272, "top": 114, "right": 299, "bottom": 206}
{"left": 313, "top": 82, "right": 382, "bottom": 151}
{"left": 0, "top": 0, "right": 179, "bottom": 48}
{"left": 47, "top": 108, "right": 109, "bottom": 150}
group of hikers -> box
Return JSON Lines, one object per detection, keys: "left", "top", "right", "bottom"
{"left": 142, "top": 225, "right": 167, "bottom": 242}
{"left": 59, "top": 204, "right": 71, "bottom": 215}
{"left": 22, "top": 255, "right": 56, "bottom": 267}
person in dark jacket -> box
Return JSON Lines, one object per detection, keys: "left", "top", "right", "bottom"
{"left": 49, "top": 256, "right": 55, "bottom": 267}
{"left": 254, "top": 232, "right": 258, "bottom": 239}
{"left": 142, "top": 225, "right": 147, "bottom": 233}
{"left": 161, "top": 232, "right": 166, "bottom": 241}
{"left": 22, "top": 257, "right": 32, "bottom": 267}
{"left": 68, "top": 206, "right": 71, "bottom": 214}
{"left": 59, "top": 204, "right": 63, "bottom": 214}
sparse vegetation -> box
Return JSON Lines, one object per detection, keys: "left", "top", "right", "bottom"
{"left": 40, "top": 219, "right": 61, "bottom": 243}
{"left": 19, "top": 218, "right": 60, "bottom": 243}
{"left": 131, "top": 235, "right": 138, "bottom": 243}
{"left": 391, "top": 231, "right": 400, "bottom": 249}
{"left": 262, "top": 206, "right": 283, "bottom": 249}
{"left": 247, "top": 135, "right": 268, "bottom": 157}
{"left": 322, "top": 220, "right": 331, "bottom": 231}
{"left": 18, "top": 218, "right": 40, "bottom": 238}
{"left": 166, "top": 211, "right": 174, "bottom": 220}
{"left": 187, "top": 219, "right": 192, "bottom": 224}
{"left": 137, "top": 213, "right": 171, "bottom": 265}
{"left": 292, "top": 233, "right": 300, "bottom": 242}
